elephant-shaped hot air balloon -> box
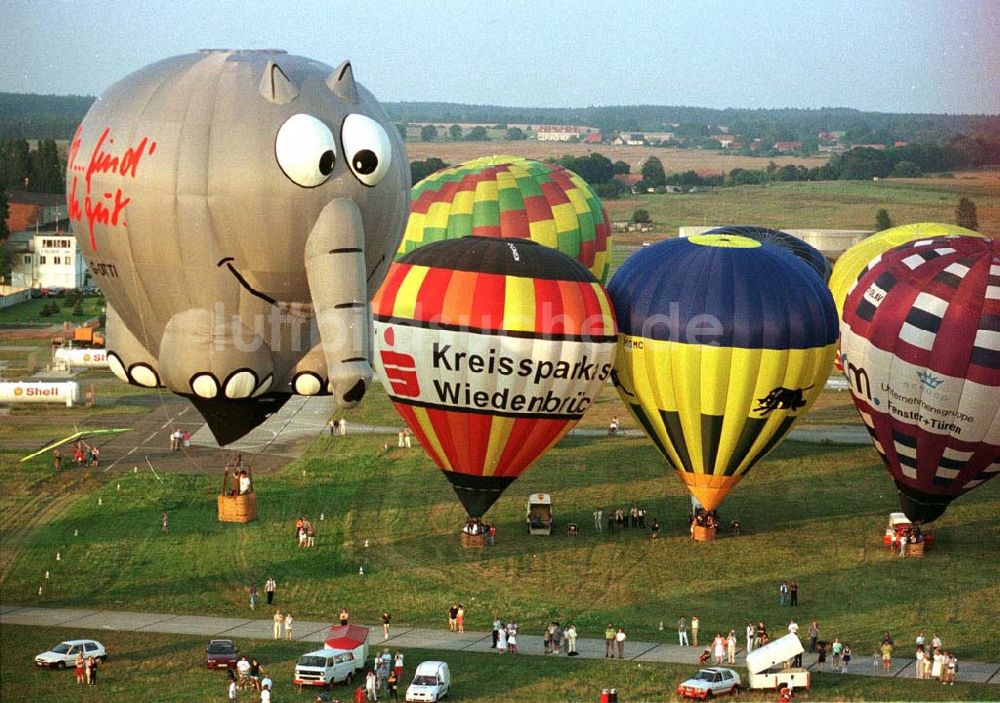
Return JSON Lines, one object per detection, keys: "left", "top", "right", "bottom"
{"left": 398, "top": 155, "right": 613, "bottom": 282}
{"left": 372, "top": 237, "right": 617, "bottom": 520}
{"left": 703, "top": 226, "right": 832, "bottom": 282}
{"left": 66, "top": 50, "right": 410, "bottom": 443}
{"left": 840, "top": 236, "right": 999, "bottom": 524}
{"left": 608, "top": 235, "right": 839, "bottom": 536}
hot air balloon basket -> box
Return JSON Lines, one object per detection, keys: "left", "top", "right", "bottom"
{"left": 461, "top": 532, "right": 486, "bottom": 548}
{"left": 906, "top": 542, "right": 925, "bottom": 558}
{"left": 692, "top": 525, "right": 717, "bottom": 542}
{"left": 218, "top": 493, "right": 257, "bottom": 523}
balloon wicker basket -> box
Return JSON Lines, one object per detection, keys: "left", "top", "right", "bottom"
{"left": 217, "top": 458, "right": 257, "bottom": 523}
{"left": 461, "top": 532, "right": 486, "bottom": 548}
{"left": 218, "top": 493, "right": 257, "bottom": 523}
{"left": 906, "top": 541, "right": 925, "bottom": 558}
{"left": 692, "top": 525, "right": 717, "bottom": 541}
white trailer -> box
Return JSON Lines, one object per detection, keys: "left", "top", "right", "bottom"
{"left": 746, "top": 634, "right": 810, "bottom": 691}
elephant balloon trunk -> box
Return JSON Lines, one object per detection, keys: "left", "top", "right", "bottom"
{"left": 305, "top": 198, "right": 372, "bottom": 406}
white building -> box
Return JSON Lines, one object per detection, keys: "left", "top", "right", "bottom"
{"left": 9, "top": 225, "right": 89, "bottom": 290}
{"left": 536, "top": 125, "right": 582, "bottom": 142}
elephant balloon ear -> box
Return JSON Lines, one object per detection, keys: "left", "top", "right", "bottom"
{"left": 327, "top": 61, "right": 358, "bottom": 103}
{"left": 259, "top": 60, "right": 299, "bottom": 104}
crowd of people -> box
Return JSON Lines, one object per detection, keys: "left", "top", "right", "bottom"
{"left": 293, "top": 516, "right": 318, "bottom": 548}
{"left": 169, "top": 428, "right": 191, "bottom": 451}
{"left": 54, "top": 440, "right": 100, "bottom": 469}
{"left": 362, "top": 648, "right": 404, "bottom": 701}
{"left": 491, "top": 617, "right": 521, "bottom": 654}
{"left": 541, "top": 621, "right": 581, "bottom": 655}
{"left": 73, "top": 651, "right": 99, "bottom": 686}
{"left": 228, "top": 655, "right": 271, "bottom": 695}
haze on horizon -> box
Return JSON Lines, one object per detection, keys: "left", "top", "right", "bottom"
{"left": 3, "top": 0, "right": 998, "bottom": 115}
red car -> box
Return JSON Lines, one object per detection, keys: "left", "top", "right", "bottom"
{"left": 206, "top": 639, "right": 239, "bottom": 669}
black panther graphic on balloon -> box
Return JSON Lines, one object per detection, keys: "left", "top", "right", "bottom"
{"left": 66, "top": 51, "right": 410, "bottom": 443}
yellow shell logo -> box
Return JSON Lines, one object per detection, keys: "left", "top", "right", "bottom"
{"left": 13, "top": 387, "right": 24, "bottom": 396}
{"left": 83, "top": 354, "right": 92, "bottom": 362}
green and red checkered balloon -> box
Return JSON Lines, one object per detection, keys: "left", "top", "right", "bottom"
{"left": 399, "top": 155, "right": 613, "bottom": 282}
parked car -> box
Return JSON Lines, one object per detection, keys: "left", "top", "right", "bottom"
{"left": 35, "top": 639, "right": 106, "bottom": 669}
{"left": 405, "top": 660, "right": 450, "bottom": 702}
{"left": 206, "top": 639, "right": 239, "bottom": 669}
{"left": 293, "top": 647, "right": 363, "bottom": 686}
{"left": 676, "top": 667, "right": 741, "bottom": 699}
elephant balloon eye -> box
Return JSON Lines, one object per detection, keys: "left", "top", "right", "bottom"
{"left": 342, "top": 113, "right": 392, "bottom": 187}
{"left": 275, "top": 113, "right": 337, "bottom": 188}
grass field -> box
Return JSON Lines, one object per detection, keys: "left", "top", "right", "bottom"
{"left": 3, "top": 624, "right": 996, "bottom": 703}
{"left": 2, "top": 404, "right": 998, "bottom": 657}
{"left": 605, "top": 172, "right": 1000, "bottom": 239}
{"left": 0, "top": 296, "right": 105, "bottom": 324}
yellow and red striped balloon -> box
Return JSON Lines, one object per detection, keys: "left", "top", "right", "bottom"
{"left": 373, "top": 236, "right": 617, "bottom": 517}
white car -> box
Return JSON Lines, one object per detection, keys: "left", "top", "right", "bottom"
{"left": 35, "top": 639, "right": 107, "bottom": 668}
{"left": 676, "top": 667, "right": 741, "bottom": 699}
{"left": 406, "top": 660, "right": 450, "bottom": 702}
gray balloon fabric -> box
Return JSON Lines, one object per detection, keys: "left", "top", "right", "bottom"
{"left": 67, "top": 50, "right": 410, "bottom": 443}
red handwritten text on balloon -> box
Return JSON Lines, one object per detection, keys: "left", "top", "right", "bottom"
{"left": 67, "top": 125, "right": 157, "bottom": 250}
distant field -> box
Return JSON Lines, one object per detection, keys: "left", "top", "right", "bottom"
{"left": 605, "top": 171, "right": 1000, "bottom": 239}
{"left": 406, "top": 141, "right": 829, "bottom": 175}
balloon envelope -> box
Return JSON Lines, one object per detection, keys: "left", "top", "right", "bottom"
{"left": 704, "top": 226, "right": 832, "bottom": 282}
{"left": 608, "top": 234, "right": 839, "bottom": 511}
{"left": 399, "top": 155, "right": 613, "bottom": 282}
{"left": 65, "top": 50, "right": 410, "bottom": 444}
{"left": 829, "top": 222, "right": 981, "bottom": 319}
{"left": 840, "top": 236, "right": 999, "bottom": 523}
{"left": 372, "top": 237, "right": 617, "bottom": 517}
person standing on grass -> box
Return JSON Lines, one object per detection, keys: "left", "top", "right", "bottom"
{"left": 228, "top": 678, "right": 237, "bottom": 702}
{"left": 492, "top": 616, "right": 501, "bottom": 649}
{"left": 75, "top": 651, "right": 85, "bottom": 685}
{"left": 54, "top": 448, "right": 63, "bottom": 470}
{"left": 284, "top": 611, "right": 293, "bottom": 640}
{"left": 841, "top": 643, "right": 852, "bottom": 672}
{"left": 387, "top": 670, "right": 399, "bottom": 700}
{"left": 678, "top": 617, "right": 689, "bottom": 646}
{"left": 265, "top": 576, "right": 276, "bottom": 605}
{"left": 566, "top": 623, "right": 578, "bottom": 655}
{"left": 779, "top": 580, "right": 789, "bottom": 606}
{"left": 915, "top": 647, "right": 926, "bottom": 678}
{"left": 615, "top": 626, "right": 627, "bottom": 659}
{"left": 712, "top": 633, "right": 725, "bottom": 664}
{"left": 790, "top": 581, "right": 798, "bottom": 606}
{"left": 382, "top": 611, "right": 391, "bottom": 639}
{"left": 394, "top": 650, "right": 404, "bottom": 679}
{"left": 831, "top": 637, "right": 842, "bottom": 671}
{"left": 496, "top": 625, "right": 507, "bottom": 654}
{"left": 605, "top": 623, "right": 616, "bottom": 657}
{"left": 594, "top": 508, "right": 603, "bottom": 532}
{"left": 726, "top": 630, "right": 737, "bottom": 664}
{"left": 691, "top": 615, "right": 700, "bottom": 647}
{"left": 87, "top": 655, "right": 98, "bottom": 685}
{"left": 365, "top": 669, "right": 378, "bottom": 701}
{"left": 448, "top": 604, "right": 458, "bottom": 632}
{"left": 808, "top": 620, "right": 819, "bottom": 652}
{"left": 249, "top": 581, "right": 258, "bottom": 610}
{"left": 746, "top": 621, "right": 755, "bottom": 653}
{"left": 881, "top": 639, "right": 893, "bottom": 671}
{"left": 340, "top": 607, "right": 350, "bottom": 625}
{"left": 273, "top": 609, "right": 283, "bottom": 639}
{"left": 456, "top": 604, "right": 465, "bottom": 633}
{"left": 508, "top": 622, "right": 518, "bottom": 654}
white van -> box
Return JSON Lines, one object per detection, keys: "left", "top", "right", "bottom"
{"left": 406, "top": 660, "right": 450, "bottom": 702}
{"left": 293, "top": 648, "right": 362, "bottom": 687}
{"left": 746, "top": 634, "right": 811, "bottom": 691}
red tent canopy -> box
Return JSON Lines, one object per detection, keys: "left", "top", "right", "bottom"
{"left": 324, "top": 624, "right": 369, "bottom": 651}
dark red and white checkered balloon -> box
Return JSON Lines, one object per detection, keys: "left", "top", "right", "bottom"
{"left": 841, "top": 235, "right": 999, "bottom": 524}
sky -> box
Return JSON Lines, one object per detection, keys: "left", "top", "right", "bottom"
{"left": 3, "top": 0, "right": 999, "bottom": 114}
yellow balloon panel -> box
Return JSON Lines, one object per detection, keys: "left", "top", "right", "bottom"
{"left": 614, "top": 336, "right": 836, "bottom": 509}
